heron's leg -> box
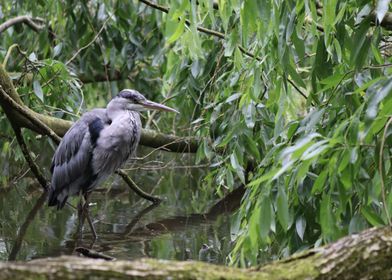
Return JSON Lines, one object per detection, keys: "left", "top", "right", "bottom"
{"left": 76, "top": 194, "right": 87, "bottom": 239}
{"left": 83, "top": 192, "right": 97, "bottom": 240}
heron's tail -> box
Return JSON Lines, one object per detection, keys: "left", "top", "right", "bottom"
{"left": 48, "top": 187, "right": 68, "bottom": 210}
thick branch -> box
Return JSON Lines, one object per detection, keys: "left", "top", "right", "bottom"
{"left": 0, "top": 65, "right": 199, "bottom": 152}
{"left": 1, "top": 226, "right": 392, "bottom": 279}
{"left": 0, "top": 16, "right": 44, "bottom": 34}
{"left": 0, "top": 86, "right": 62, "bottom": 144}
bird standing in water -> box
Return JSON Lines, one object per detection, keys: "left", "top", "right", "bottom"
{"left": 48, "top": 89, "right": 178, "bottom": 238}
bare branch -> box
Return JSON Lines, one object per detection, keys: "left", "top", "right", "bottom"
{"left": 0, "top": 16, "right": 45, "bottom": 34}
{"left": 116, "top": 170, "right": 161, "bottom": 204}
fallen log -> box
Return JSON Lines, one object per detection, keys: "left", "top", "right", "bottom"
{"left": 1, "top": 226, "right": 391, "bottom": 279}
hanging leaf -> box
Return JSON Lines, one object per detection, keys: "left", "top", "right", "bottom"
{"left": 375, "top": 0, "right": 391, "bottom": 23}
{"left": 277, "top": 186, "right": 290, "bottom": 231}
{"left": 320, "top": 194, "right": 336, "bottom": 240}
{"left": 260, "top": 195, "right": 272, "bottom": 239}
{"left": 33, "top": 80, "right": 44, "bottom": 102}
{"left": 296, "top": 216, "right": 306, "bottom": 240}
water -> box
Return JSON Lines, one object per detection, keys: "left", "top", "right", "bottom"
{"left": 0, "top": 147, "right": 241, "bottom": 264}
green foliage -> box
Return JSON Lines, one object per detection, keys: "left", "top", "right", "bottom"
{"left": 2, "top": 0, "right": 392, "bottom": 267}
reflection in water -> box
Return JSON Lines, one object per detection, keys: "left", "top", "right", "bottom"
{"left": 8, "top": 192, "right": 48, "bottom": 261}
{"left": 0, "top": 148, "right": 244, "bottom": 264}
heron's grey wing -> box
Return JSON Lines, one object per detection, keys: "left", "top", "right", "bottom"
{"left": 48, "top": 109, "right": 108, "bottom": 209}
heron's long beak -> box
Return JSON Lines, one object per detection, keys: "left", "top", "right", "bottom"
{"left": 140, "top": 100, "right": 179, "bottom": 114}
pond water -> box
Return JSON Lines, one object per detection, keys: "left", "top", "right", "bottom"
{"left": 0, "top": 147, "right": 241, "bottom": 264}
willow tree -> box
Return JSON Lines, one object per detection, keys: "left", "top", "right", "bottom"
{"left": 1, "top": 0, "right": 392, "bottom": 267}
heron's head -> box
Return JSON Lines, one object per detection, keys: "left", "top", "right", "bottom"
{"left": 114, "top": 89, "right": 179, "bottom": 113}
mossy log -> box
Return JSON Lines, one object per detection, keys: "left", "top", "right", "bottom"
{"left": 1, "top": 226, "right": 392, "bottom": 279}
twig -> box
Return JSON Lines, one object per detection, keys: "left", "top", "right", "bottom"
{"left": 124, "top": 162, "right": 210, "bottom": 171}
{"left": 0, "top": 15, "right": 45, "bottom": 34}
{"left": 379, "top": 116, "right": 392, "bottom": 226}
{"left": 2, "top": 43, "right": 19, "bottom": 67}
{"left": 10, "top": 123, "right": 48, "bottom": 190}
{"left": 115, "top": 170, "right": 161, "bottom": 204}
{"left": 75, "top": 247, "right": 115, "bottom": 261}
{"left": 364, "top": 63, "right": 392, "bottom": 69}
{"left": 66, "top": 15, "right": 112, "bottom": 65}
{"left": 0, "top": 86, "right": 61, "bottom": 144}
{"left": 139, "top": 0, "right": 168, "bottom": 12}
{"left": 287, "top": 78, "right": 308, "bottom": 100}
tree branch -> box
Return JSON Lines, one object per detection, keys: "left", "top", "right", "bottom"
{"left": 115, "top": 170, "right": 161, "bottom": 204}
{"left": 0, "top": 16, "right": 45, "bottom": 34}
{"left": 10, "top": 123, "right": 48, "bottom": 190}
{"left": 0, "top": 86, "right": 62, "bottom": 144}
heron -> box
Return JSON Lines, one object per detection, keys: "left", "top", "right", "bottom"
{"left": 48, "top": 89, "right": 178, "bottom": 238}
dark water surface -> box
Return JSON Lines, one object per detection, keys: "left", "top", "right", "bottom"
{"left": 0, "top": 148, "right": 241, "bottom": 264}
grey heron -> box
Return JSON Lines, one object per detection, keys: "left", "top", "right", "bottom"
{"left": 48, "top": 89, "right": 178, "bottom": 238}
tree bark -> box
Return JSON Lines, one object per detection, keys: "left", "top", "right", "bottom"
{"left": 1, "top": 226, "right": 392, "bottom": 279}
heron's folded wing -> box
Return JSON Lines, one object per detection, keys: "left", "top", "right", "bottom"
{"left": 50, "top": 109, "right": 108, "bottom": 192}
